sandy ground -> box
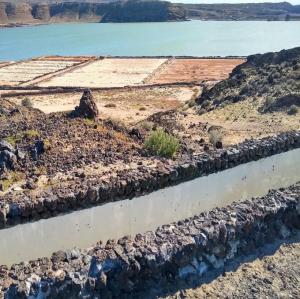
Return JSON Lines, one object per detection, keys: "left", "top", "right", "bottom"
{"left": 163, "top": 241, "right": 300, "bottom": 299}
{"left": 148, "top": 59, "right": 244, "bottom": 84}
{"left": 8, "top": 86, "right": 197, "bottom": 125}
{"left": 37, "top": 58, "right": 168, "bottom": 88}
{"left": 173, "top": 98, "right": 300, "bottom": 147}
{"left": 6, "top": 88, "right": 299, "bottom": 144}
{"left": 0, "top": 58, "right": 85, "bottom": 86}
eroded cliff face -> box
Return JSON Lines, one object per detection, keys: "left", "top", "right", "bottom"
{"left": 101, "top": 0, "right": 186, "bottom": 22}
{"left": 32, "top": 4, "right": 51, "bottom": 21}
{"left": 1, "top": 2, "right": 35, "bottom": 23}
{"left": 0, "top": 1, "right": 187, "bottom": 25}
{"left": 0, "top": 2, "right": 8, "bottom": 23}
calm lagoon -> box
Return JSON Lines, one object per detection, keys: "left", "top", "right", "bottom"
{"left": 0, "top": 21, "right": 300, "bottom": 60}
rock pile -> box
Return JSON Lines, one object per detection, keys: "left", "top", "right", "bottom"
{"left": 1, "top": 183, "right": 299, "bottom": 298}
{"left": 71, "top": 89, "right": 99, "bottom": 120}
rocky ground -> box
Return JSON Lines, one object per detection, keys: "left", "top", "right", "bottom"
{"left": 138, "top": 95, "right": 299, "bottom": 151}
{"left": 6, "top": 86, "right": 195, "bottom": 124}
{"left": 1, "top": 80, "right": 299, "bottom": 206}
{"left": 0, "top": 48, "right": 299, "bottom": 297}
{"left": 197, "top": 47, "right": 300, "bottom": 114}
{"left": 0, "top": 93, "right": 144, "bottom": 194}
{"left": 163, "top": 241, "right": 300, "bottom": 299}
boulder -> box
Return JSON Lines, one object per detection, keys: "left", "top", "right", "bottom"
{"left": 72, "top": 89, "right": 99, "bottom": 120}
{"left": 0, "top": 140, "right": 17, "bottom": 172}
{"left": 0, "top": 140, "right": 15, "bottom": 152}
{"left": 0, "top": 150, "right": 17, "bottom": 171}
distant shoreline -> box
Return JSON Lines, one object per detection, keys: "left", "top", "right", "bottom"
{"left": 1, "top": 18, "right": 300, "bottom": 30}
{"left": 1, "top": 1, "right": 300, "bottom": 28}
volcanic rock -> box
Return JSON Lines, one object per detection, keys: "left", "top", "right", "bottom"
{"left": 72, "top": 89, "right": 99, "bottom": 120}
{"left": 0, "top": 140, "right": 17, "bottom": 172}
{"left": 197, "top": 47, "right": 300, "bottom": 112}
{"left": 0, "top": 140, "right": 15, "bottom": 152}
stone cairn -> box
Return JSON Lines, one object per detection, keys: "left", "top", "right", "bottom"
{"left": 71, "top": 89, "right": 99, "bottom": 120}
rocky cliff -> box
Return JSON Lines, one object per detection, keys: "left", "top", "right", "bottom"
{"left": 1, "top": 1, "right": 300, "bottom": 25}
{"left": 101, "top": 0, "right": 185, "bottom": 22}
{"left": 0, "top": 1, "right": 186, "bottom": 25}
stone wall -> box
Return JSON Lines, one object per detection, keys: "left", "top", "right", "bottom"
{"left": 1, "top": 183, "right": 299, "bottom": 298}
{"left": 0, "top": 131, "right": 299, "bottom": 229}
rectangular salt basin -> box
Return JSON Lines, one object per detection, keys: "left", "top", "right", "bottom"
{"left": 38, "top": 58, "right": 167, "bottom": 88}
{"left": 0, "top": 148, "right": 299, "bottom": 266}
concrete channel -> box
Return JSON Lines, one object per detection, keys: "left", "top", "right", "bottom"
{"left": 0, "top": 148, "right": 299, "bottom": 266}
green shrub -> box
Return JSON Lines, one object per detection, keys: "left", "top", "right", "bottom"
{"left": 186, "top": 99, "right": 196, "bottom": 108}
{"left": 287, "top": 105, "right": 298, "bottom": 115}
{"left": 208, "top": 129, "right": 224, "bottom": 147}
{"left": 264, "top": 97, "right": 275, "bottom": 110}
{"left": 145, "top": 128, "right": 179, "bottom": 158}
{"left": 104, "top": 103, "right": 117, "bottom": 108}
{"left": 21, "top": 97, "right": 33, "bottom": 108}
{"left": 138, "top": 121, "right": 154, "bottom": 131}
{"left": 201, "top": 100, "right": 211, "bottom": 109}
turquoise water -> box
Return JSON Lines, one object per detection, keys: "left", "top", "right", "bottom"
{"left": 0, "top": 21, "right": 300, "bottom": 61}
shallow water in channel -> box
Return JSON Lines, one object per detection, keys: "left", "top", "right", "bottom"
{"left": 0, "top": 148, "right": 299, "bottom": 266}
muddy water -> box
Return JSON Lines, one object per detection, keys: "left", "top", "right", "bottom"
{"left": 0, "top": 149, "right": 299, "bottom": 266}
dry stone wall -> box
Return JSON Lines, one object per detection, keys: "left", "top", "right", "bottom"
{"left": 1, "top": 183, "right": 299, "bottom": 298}
{"left": 0, "top": 131, "right": 299, "bottom": 229}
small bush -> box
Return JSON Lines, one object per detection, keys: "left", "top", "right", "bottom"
{"left": 219, "top": 102, "right": 227, "bottom": 109}
{"left": 25, "top": 130, "right": 40, "bottom": 139}
{"left": 198, "top": 108, "right": 206, "bottom": 115}
{"left": 104, "top": 103, "right": 117, "bottom": 108}
{"left": 139, "top": 106, "right": 147, "bottom": 111}
{"left": 208, "top": 129, "right": 223, "bottom": 147}
{"left": 240, "top": 84, "right": 249, "bottom": 95}
{"left": 138, "top": 121, "right": 154, "bottom": 131}
{"left": 187, "top": 99, "right": 196, "bottom": 108}
{"left": 287, "top": 105, "right": 298, "bottom": 115}
{"left": 272, "top": 71, "right": 281, "bottom": 79}
{"left": 201, "top": 100, "right": 211, "bottom": 109}
{"left": 43, "top": 138, "right": 51, "bottom": 151}
{"left": 264, "top": 97, "right": 275, "bottom": 110}
{"left": 145, "top": 128, "right": 179, "bottom": 158}
{"left": 21, "top": 97, "right": 33, "bottom": 108}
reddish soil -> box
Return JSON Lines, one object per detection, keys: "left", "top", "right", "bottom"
{"left": 148, "top": 58, "right": 245, "bottom": 84}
